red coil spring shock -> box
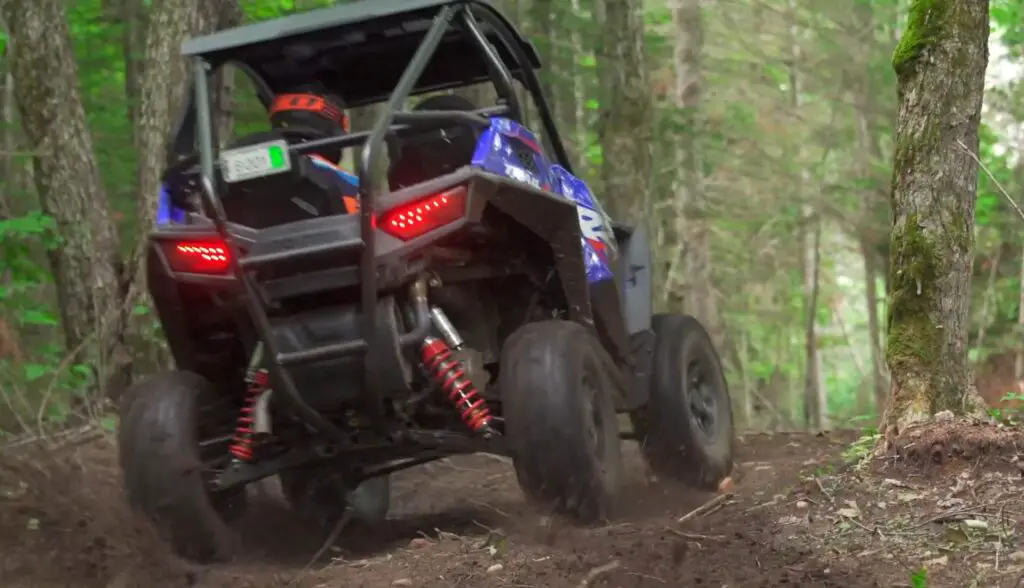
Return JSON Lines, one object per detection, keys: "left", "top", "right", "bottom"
{"left": 229, "top": 368, "right": 270, "bottom": 461}
{"left": 421, "top": 337, "right": 493, "bottom": 433}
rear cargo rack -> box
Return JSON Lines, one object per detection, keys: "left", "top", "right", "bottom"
{"left": 185, "top": 2, "right": 571, "bottom": 437}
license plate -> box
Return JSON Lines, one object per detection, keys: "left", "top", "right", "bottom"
{"left": 220, "top": 140, "right": 291, "bottom": 183}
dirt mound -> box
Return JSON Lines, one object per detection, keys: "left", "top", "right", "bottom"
{"left": 0, "top": 436, "right": 193, "bottom": 588}
{"left": 881, "top": 416, "right": 1024, "bottom": 476}
{"left": 212, "top": 432, "right": 888, "bottom": 588}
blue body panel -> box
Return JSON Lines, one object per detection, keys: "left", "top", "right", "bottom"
{"left": 156, "top": 184, "right": 187, "bottom": 225}
{"left": 470, "top": 117, "right": 616, "bottom": 283}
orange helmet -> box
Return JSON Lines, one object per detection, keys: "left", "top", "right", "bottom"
{"left": 269, "top": 84, "right": 349, "bottom": 136}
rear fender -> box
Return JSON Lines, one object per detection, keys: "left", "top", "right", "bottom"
{"left": 469, "top": 175, "right": 635, "bottom": 406}
{"left": 468, "top": 175, "right": 594, "bottom": 327}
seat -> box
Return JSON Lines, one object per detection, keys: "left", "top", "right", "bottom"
{"left": 388, "top": 95, "right": 481, "bottom": 190}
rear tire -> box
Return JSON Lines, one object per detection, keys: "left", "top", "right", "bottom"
{"left": 500, "top": 320, "right": 621, "bottom": 522}
{"left": 630, "top": 314, "right": 734, "bottom": 489}
{"left": 117, "top": 371, "right": 238, "bottom": 563}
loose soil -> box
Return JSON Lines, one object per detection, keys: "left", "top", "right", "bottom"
{"left": 2, "top": 421, "right": 1023, "bottom": 588}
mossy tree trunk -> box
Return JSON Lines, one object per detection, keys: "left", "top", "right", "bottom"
{"left": 881, "top": 0, "right": 990, "bottom": 437}
{"left": 2, "top": 0, "right": 128, "bottom": 386}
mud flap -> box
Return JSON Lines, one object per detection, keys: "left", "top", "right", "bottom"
{"left": 613, "top": 224, "right": 652, "bottom": 335}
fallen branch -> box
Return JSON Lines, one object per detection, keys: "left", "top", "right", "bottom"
{"left": 289, "top": 508, "right": 353, "bottom": 585}
{"left": 0, "top": 424, "right": 98, "bottom": 451}
{"left": 956, "top": 138, "right": 1024, "bottom": 223}
{"left": 577, "top": 560, "right": 620, "bottom": 587}
{"left": 677, "top": 492, "right": 734, "bottom": 524}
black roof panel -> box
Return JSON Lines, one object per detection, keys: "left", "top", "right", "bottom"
{"left": 181, "top": 0, "right": 539, "bottom": 108}
{"left": 181, "top": 0, "right": 462, "bottom": 58}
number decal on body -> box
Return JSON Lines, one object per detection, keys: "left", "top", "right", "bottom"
{"left": 577, "top": 206, "right": 616, "bottom": 256}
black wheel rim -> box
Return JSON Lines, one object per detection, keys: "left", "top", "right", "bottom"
{"left": 685, "top": 358, "right": 718, "bottom": 439}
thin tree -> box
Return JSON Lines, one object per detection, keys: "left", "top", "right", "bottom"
{"left": 881, "top": 0, "right": 990, "bottom": 437}
{"left": 594, "top": 0, "right": 654, "bottom": 222}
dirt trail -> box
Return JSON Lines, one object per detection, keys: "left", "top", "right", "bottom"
{"left": 4, "top": 425, "right": 1023, "bottom": 588}
{"left": 209, "top": 431, "right": 877, "bottom": 588}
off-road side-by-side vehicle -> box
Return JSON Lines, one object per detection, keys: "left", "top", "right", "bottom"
{"left": 118, "top": 0, "right": 734, "bottom": 562}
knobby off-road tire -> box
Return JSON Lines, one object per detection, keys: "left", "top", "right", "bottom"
{"left": 118, "top": 371, "right": 238, "bottom": 563}
{"left": 631, "top": 314, "right": 734, "bottom": 489}
{"left": 500, "top": 320, "right": 622, "bottom": 522}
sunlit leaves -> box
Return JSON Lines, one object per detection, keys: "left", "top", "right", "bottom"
{"left": 991, "top": 0, "right": 1024, "bottom": 53}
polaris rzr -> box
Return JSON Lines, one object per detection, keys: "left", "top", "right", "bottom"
{"left": 118, "top": 0, "right": 734, "bottom": 562}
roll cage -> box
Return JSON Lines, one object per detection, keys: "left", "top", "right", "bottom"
{"left": 168, "top": 0, "right": 580, "bottom": 442}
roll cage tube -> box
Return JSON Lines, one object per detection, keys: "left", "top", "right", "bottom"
{"left": 472, "top": 7, "right": 573, "bottom": 173}
{"left": 184, "top": 1, "right": 577, "bottom": 436}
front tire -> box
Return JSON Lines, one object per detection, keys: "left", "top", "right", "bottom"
{"left": 117, "top": 371, "right": 238, "bottom": 562}
{"left": 500, "top": 320, "right": 622, "bottom": 522}
{"left": 631, "top": 314, "right": 734, "bottom": 489}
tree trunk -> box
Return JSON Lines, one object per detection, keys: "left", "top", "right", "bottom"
{"left": 594, "top": 0, "right": 653, "bottom": 222}
{"left": 668, "top": 0, "right": 725, "bottom": 351}
{"left": 802, "top": 222, "right": 826, "bottom": 429}
{"left": 882, "top": 0, "right": 990, "bottom": 436}
{"left": 851, "top": 1, "right": 890, "bottom": 417}
{"left": 2, "top": 0, "right": 126, "bottom": 376}
{"left": 786, "top": 0, "right": 825, "bottom": 430}
{"left": 527, "top": 0, "right": 555, "bottom": 110}
{"left": 133, "top": 0, "right": 242, "bottom": 233}
{"left": 1015, "top": 155, "right": 1024, "bottom": 383}
{"left": 861, "top": 234, "right": 888, "bottom": 414}
{"left": 561, "top": 0, "right": 585, "bottom": 174}
{"left": 0, "top": 47, "right": 12, "bottom": 218}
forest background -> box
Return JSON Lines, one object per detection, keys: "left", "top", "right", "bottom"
{"left": 0, "top": 0, "right": 1022, "bottom": 437}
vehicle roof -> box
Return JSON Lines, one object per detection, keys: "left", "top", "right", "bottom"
{"left": 181, "top": 0, "right": 540, "bottom": 108}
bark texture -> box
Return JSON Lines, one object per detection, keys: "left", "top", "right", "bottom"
{"left": 669, "top": 0, "right": 724, "bottom": 350}
{"left": 882, "top": 0, "right": 990, "bottom": 435}
{"left": 134, "top": 0, "right": 242, "bottom": 232}
{"left": 2, "top": 0, "right": 125, "bottom": 364}
{"left": 595, "top": 0, "right": 654, "bottom": 222}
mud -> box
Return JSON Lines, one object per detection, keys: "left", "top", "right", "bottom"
{"left": 3, "top": 426, "right": 1023, "bottom": 588}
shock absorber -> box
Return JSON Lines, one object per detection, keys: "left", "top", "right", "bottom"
{"left": 230, "top": 345, "right": 270, "bottom": 462}
{"left": 421, "top": 336, "right": 494, "bottom": 435}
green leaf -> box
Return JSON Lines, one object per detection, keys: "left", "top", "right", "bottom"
{"left": 23, "top": 364, "right": 48, "bottom": 382}
{"left": 20, "top": 309, "right": 60, "bottom": 326}
{"left": 100, "top": 415, "right": 119, "bottom": 433}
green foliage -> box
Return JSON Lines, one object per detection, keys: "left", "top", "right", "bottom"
{"left": 910, "top": 567, "right": 928, "bottom": 588}
{"left": 992, "top": 0, "right": 1024, "bottom": 54}
{"left": 0, "top": 212, "right": 95, "bottom": 432}
{"left": 989, "top": 391, "right": 1024, "bottom": 424}
{"left": 841, "top": 428, "right": 880, "bottom": 465}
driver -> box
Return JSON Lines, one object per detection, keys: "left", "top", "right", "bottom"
{"left": 268, "top": 83, "right": 360, "bottom": 214}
